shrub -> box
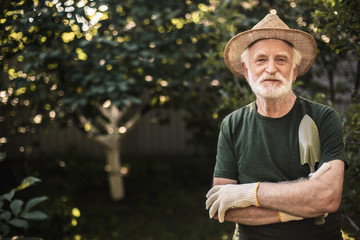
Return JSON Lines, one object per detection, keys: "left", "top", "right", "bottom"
{"left": 0, "top": 176, "right": 47, "bottom": 239}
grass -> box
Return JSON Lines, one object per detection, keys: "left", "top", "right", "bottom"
{"left": 2, "top": 150, "right": 360, "bottom": 239}
{"left": 0, "top": 151, "right": 235, "bottom": 239}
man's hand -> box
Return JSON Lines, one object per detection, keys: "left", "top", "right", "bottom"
{"left": 278, "top": 211, "right": 303, "bottom": 222}
{"left": 205, "top": 182, "right": 260, "bottom": 223}
{"left": 309, "top": 162, "right": 331, "bottom": 179}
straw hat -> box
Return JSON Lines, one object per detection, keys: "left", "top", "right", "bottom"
{"left": 224, "top": 13, "right": 317, "bottom": 77}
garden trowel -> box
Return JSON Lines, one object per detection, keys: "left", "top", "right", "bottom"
{"left": 298, "top": 114, "right": 325, "bottom": 225}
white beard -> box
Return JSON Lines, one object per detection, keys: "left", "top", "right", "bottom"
{"left": 247, "top": 70, "right": 294, "bottom": 99}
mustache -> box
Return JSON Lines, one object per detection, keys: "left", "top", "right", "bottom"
{"left": 258, "top": 72, "right": 287, "bottom": 84}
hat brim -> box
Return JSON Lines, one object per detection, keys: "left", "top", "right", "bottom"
{"left": 224, "top": 28, "right": 317, "bottom": 77}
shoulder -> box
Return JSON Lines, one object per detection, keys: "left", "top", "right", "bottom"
{"left": 297, "top": 97, "right": 341, "bottom": 122}
{"left": 222, "top": 101, "right": 256, "bottom": 125}
{"left": 298, "top": 97, "right": 335, "bottom": 113}
{"left": 219, "top": 102, "right": 256, "bottom": 136}
{"left": 297, "top": 97, "right": 344, "bottom": 143}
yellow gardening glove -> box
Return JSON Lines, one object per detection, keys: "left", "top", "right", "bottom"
{"left": 205, "top": 182, "right": 260, "bottom": 223}
{"left": 309, "top": 162, "right": 331, "bottom": 179}
{"left": 278, "top": 211, "right": 303, "bottom": 222}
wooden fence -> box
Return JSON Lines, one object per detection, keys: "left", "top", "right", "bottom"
{"left": 6, "top": 110, "right": 201, "bottom": 158}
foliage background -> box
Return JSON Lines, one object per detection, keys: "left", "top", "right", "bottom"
{"left": 0, "top": 0, "right": 359, "bottom": 239}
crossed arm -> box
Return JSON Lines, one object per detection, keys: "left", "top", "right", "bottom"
{"left": 210, "top": 159, "right": 345, "bottom": 225}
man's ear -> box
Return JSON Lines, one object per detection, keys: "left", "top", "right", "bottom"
{"left": 292, "top": 65, "right": 298, "bottom": 82}
{"left": 241, "top": 62, "right": 249, "bottom": 81}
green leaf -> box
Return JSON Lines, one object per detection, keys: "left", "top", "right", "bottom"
{"left": 10, "top": 200, "right": 23, "bottom": 217}
{"left": 21, "top": 211, "right": 47, "bottom": 220}
{"left": 8, "top": 218, "right": 29, "bottom": 229}
{"left": 2, "top": 189, "right": 15, "bottom": 201}
{"left": 97, "top": 37, "right": 117, "bottom": 47}
{"left": 166, "top": 8, "right": 182, "bottom": 19}
{"left": 79, "top": 39, "right": 91, "bottom": 48}
{"left": 24, "top": 196, "right": 48, "bottom": 212}
{"left": 0, "top": 152, "right": 5, "bottom": 161}
{"left": 0, "top": 211, "right": 11, "bottom": 221}
{"left": 17, "top": 177, "right": 41, "bottom": 191}
{"left": 0, "top": 223, "right": 10, "bottom": 236}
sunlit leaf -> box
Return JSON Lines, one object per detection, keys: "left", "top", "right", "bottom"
{"left": 62, "top": 32, "right": 75, "bottom": 43}
{"left": 72, "top": 207, "right": 81, "bottom": 217}
{"left": 17, "top": 177, "right": 41, "bottom": 191}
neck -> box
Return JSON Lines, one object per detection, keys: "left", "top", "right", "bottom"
{"left": 256, "top": 92, "right": 297, "bottom": 118}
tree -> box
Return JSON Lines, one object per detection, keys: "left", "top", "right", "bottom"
{"left": 295, "top": 0, "right": 360, "bottom": 236}
{"left": 0, "top": 0, "right": 210, "bottom": 200}
{"left": 294, "top": 0, "right": 360, "bottom": 103}
{"left": 185, "top": 0, "right": 360, "bottom": 149}
{"left": 0, "top": 176, "right": 47, "bottom": 239}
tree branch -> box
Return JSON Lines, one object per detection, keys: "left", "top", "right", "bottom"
{"left": 233, "top": 74, "right": 242, "bottom": 92}
{"left": 341, "top": 210, "right": 360, "bottom": 232}
{"left": 123, "top": 111, "right": 141, "bottom": 131}
{"left": 352, "top": 60, "right": 360, "bottom": 102}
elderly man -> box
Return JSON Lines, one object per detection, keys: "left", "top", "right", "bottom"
{"left": 205, "top": 14, "right": 347, "bottom": 239}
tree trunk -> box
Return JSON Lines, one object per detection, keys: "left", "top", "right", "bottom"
{"left": 353, "top": 60, "right": 360, "bottom": 102}
{"left": 328, "top": 68, "right": 335, "bottom": 103}
{"left": 90, "top": 105, "right": 142, "bottom": 201}
{"left": 94, "top": 133, "right": 125, "bottom": 201}
{"left": 105, "top": 143, "right": 125, "bottom": 201}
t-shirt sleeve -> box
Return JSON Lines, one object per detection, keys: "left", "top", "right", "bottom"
{"left": 213, "top": 117, "right": 239, "bottom": 181}
{"left": 319, "top": 109, "right": 347, "bottom": 166}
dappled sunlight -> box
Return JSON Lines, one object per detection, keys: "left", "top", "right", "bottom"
{"left": 102, "top": 99, "right": 111, "bottom": 108}
{"left": 342, "top": 230, "right": 356, "bottom": 240}
{"left": 73, "top": 234, "right": 82, "bottom": 240}
{"left": 118, "top": 126, "right": 127, "bottom": 134}
{"left": 104, "top": 164, "right": 129, "bottom": 177}
{"left": 71, "top": 207, "right": 81, "bottom": 227}
{"left": 33, "top": 114, "right": 42, "bottom": 124}
{"left": 221, "top": 233, "right": 232, "bottom": 240}
{"left": 1, "top": 0, "right": 359, "bottom": 238}
{"left": 58, "top": 161, "right": 66, "bottom": 168}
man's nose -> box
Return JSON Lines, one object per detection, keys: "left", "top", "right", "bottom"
{"left": 266, "top": 59, "right": 277, "bottom": 75}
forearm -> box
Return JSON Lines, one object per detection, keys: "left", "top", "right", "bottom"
{"left": 257, "top": 180, "right": 324, "bottom": 217}
{"left": 257, "top": 160, "right": 344, "bottom": 217}
{"left": 222, "top": 206, "right": 280, "bottom": 226}
{"left": 207, "top": 160, "right": 344, "bottom": 223}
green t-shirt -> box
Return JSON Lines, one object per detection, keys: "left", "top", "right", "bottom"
{"left": 213, "top": 97, "right": 347, "bottom": 240}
